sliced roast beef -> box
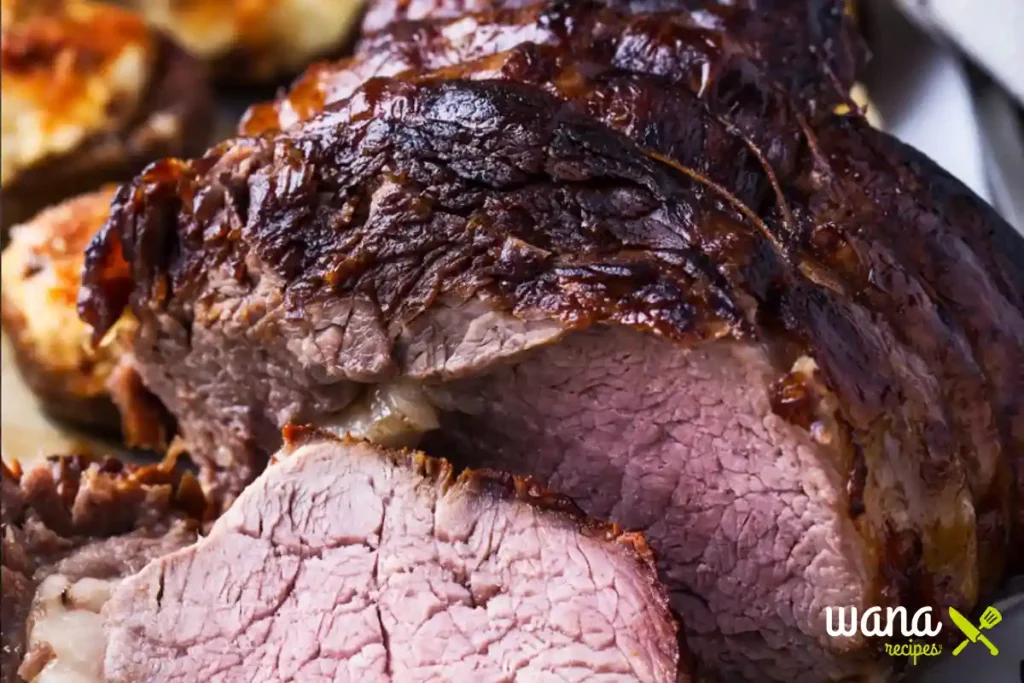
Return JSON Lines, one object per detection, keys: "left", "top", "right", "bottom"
{"left": 102, "top": 431, "right": 682, "bottom": 682}
{"left": 77, "top": 69, "right": 1024, "bottom": 681}
{"left": 78, "top": 0, "right": 1024, "bottom": 678}
{"left": 0, "top": 456, "right": 205, "bottom": 682}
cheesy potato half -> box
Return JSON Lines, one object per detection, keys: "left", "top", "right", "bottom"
{"left": 1, "top": 0, "right": 153, "bottom": 189}
{"left": 1, "top": 187, "right": 167, "bottom": 447}
{"left": 134, "top": 0, "right": 364, "bottom": 83}
{"left": 0, "top": 0, "right": 211, "bottom": 233}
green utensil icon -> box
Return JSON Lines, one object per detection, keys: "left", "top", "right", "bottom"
{"left": 949, "top": 606, "right": 1001, "bottom": 656}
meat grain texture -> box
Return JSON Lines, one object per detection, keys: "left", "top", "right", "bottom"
{"left": 0, "top": 455, "right": 204, "bottom": 682}
{"left": 102, "top": 433, "right": 681, "bottom": 682}
{"left": 79, "top": 0, "right": 1024, "bottom": 681}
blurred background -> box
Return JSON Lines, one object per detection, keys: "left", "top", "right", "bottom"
{"left": 861, "top": 0, "right": 1023, "bottom": 235}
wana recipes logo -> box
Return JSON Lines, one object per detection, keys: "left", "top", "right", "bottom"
{"left": 825, "top": 604, "right": 1004, "bottom": 666}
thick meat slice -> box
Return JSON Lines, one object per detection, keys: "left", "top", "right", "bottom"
{"left": 0, "top": 188, "right": 169, "bottom": 446}
{"left": 0, "top": 455, "right": 206, "bottom": 682}
{"left": 102, "top": 432, "right": 682, "bottom": 682}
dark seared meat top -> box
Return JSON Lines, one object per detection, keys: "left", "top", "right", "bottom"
{"left": 241, "top": 0, "right": 859, "bottom": 137}
{"left": 359, "top": 0, "right": 867, "bottom": 100}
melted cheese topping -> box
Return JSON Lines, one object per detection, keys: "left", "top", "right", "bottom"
{"left": 136, "top": 0, "right": 363, "bottom": 80}
{"left": 24, "top": 574, "right": 115, "bottom": 683}
{"left": 0, "top": 0, "right": 154, "bottom": 187}
{"left": 1, "top": 187, "right": 133, "bottom": 397}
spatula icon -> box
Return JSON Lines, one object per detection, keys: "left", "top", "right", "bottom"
{"left": 950, "top": 606, "right": 1001, "bottom": 656}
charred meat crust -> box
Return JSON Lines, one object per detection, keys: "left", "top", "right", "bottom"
{"left": 0, "top": 454, "right": 207, "bottom": 680}
{"left": 241, "top": 0, "right": 855, "bottom": 137}
{"left": 83, "top": 79, "right": 755, "bottom": 343}
{"left": 0, "top": 34, "right": 212, "bottom": 233}
{"left": 358, "top": 0, "right": 867, "bottom": 98}
{"left": 3, "top": 452, "right": 209, "bottom": 536}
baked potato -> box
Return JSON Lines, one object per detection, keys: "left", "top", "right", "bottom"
{"left": 0, "top": 0, "right": 212, "bottom": 233}
{"left": 1, "top": 187, "right": 168, "bottom": 448}
{"left": 130, "top": 0, "right": 365, "bottom": 84}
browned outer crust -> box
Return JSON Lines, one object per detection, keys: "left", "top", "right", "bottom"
{"left": 77, "top": 1, "right": 1024, "bottom": 677}
{"left": 1, "top": 452, "right": 207, "bottom": 682}
{"left": 358, "top": 0, "right": 866, "bottom": 96}
{"left": 4, "top": 451, "right": 210, "bottom": 534}
{"left": 240, "top": 0, "right": 858, "bottom": 138}
{"left": 0, "top": 34, "right": 213, "bottom": 234}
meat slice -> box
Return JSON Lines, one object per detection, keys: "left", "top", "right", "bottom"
{"left": 102, "top": 431, "right": 682, "bottom": 682}
{"left": 78, "top": 70, "right": 1024, "bottom": 681}
{"left": 0, "top": 454, "right": 206, "bottom": 682}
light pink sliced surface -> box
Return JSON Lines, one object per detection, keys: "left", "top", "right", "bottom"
{"left": 103, "top": 437, "right": 680, "bottom": 682}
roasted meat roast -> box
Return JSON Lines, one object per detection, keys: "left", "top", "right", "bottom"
{"left": 77, "top": 0, "right": 1024, "bottom": 681}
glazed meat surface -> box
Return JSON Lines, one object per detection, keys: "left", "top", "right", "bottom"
{"left": 358, "top": 0, "right": 866, "bottom": 98}
{"left": 241, "top": 0, "right": 860, "bottom": 136}
{"left": 79, "top": 1, "right": 1024, "bottom": 681}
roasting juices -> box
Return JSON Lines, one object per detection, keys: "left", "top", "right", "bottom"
{"left": 825, "top": 605, "right": 1004, "bottom": 665}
